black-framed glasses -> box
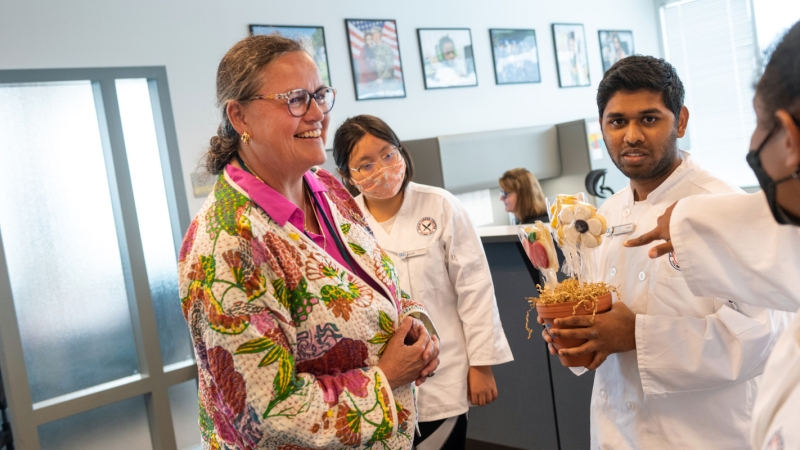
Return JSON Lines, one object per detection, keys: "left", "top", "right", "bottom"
{"left": 250, "top": 87, "right": 336, "bottom": 117}
{"left": 349, "top": 149, "right": 401, "bottom": 177}
{"left": 500, "top": 189, "right": 510, "bottom": 199}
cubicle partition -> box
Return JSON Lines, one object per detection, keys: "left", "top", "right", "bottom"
{"left": 403, "top": 125, "right": 560, "bottom": 195}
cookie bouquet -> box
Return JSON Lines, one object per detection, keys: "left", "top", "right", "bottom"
{"left": 518, "top": 193, "right": 615, "bottom": 367}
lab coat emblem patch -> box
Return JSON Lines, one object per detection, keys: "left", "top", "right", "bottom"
{"left": 767, "top": 429, "right": 783, "bottom": 450}
{"left": 417, "top": 217, "right": 437, "bottom": 236}
{"left": 668, "top": 251, "right": 681, "bottom": 271}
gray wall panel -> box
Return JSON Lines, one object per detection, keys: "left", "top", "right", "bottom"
{"left": 402, "top": 137, "right": 445, "bottom": 188}
{"left": 438, "top": 125, "right": 561, "bottom": 194}
{"left": 539, "top": 120, "right": 593, "bottom": 204}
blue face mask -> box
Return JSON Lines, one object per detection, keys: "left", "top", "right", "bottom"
{"left": 746, "top": 121, "right": 800, "bottom": 226}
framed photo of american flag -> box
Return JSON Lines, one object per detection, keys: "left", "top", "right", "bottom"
{"left": 345, "top": 19, "right": 407, "bottom": 100}
{"left": 250, "top": 25, "right": 331, "bottom": 87}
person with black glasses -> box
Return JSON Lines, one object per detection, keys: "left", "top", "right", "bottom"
{"left": 625, "top": 21, "right": 800, "bottom": 449}
{"left": 179, "top": 35, "right": 439, "bottom": 449}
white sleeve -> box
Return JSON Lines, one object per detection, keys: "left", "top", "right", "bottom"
{"left": 672, "top": 192, "right": 800, "bottom": 312}
{"left": 443, "top": 198, "right": 514, "bottom": 366}
{"left": 636, "top": 301, "right": 789, "bottom": 398}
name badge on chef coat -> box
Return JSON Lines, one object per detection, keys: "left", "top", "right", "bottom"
{"left": 398, "top": 248, "right": 427, "bottom": 259}
{"left": 605, "top": 223, "right": 635, "bottom": 236}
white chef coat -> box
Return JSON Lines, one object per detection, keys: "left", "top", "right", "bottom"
{"left": 355, "top": 182, "right": 513, "bottom": 422}
{"left": 590, "top": 153, "right": 789, "bottom": 449}
{"left": 670, "top": 191, "right": 800, "bottom": 450}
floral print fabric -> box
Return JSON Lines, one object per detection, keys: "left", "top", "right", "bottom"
{"left": 179, "top": 168, "right": 426, "bottom": 449}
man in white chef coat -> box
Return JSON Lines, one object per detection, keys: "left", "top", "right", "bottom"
{"left": 540, "top": 55, "right": 790, "bottom": 449}
{"left": 625, "top": 22, "right": 800, "bottom": 450}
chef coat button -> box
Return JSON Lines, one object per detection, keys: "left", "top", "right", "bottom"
{"left": 638, "top": 271, "right": 646, "bottom": 281}
{"left": 626, "top": 401, "right": 635, "bottom": 410}
{"left": 623, "top": 208, "right": 631, "bottom": 217}
{"left": 654, "top": 209, "right": 663, "bottom": 217}
{"left": 600, "top": 389, "right": 607, "bottom": 400}
{"left": 610, "top": 267, "right": 616, "bottom": 277}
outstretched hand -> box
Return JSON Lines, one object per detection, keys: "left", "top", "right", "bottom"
{"left": 623, "top": 202, "right": 677, "bottom": 258}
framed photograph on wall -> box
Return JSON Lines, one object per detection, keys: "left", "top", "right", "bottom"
{"left": 552, "top": 23, "right": 591, "bottom": 88}
{"left": 598, "top": 30, "right": 634, "bottom": 72}
{"left": 489, "top": 29, "right": 541, "bottom": 84}
{"left": 417, "top": 28, "right": 477, "bottom": 89}
{"left": 250, "top": 25, "right": 331, "bottom": 87}
{"left": 345, "top": 19, "right": 406, "bottom": 100}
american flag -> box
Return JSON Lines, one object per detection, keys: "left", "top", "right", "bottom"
{"left": 347, "top": 20, "right": 403, "bottom": 80}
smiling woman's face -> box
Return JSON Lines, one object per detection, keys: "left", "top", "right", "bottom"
{"left": 240, "top": 51, "right": 330, "bottom": 174}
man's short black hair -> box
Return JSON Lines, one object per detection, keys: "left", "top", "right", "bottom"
{"left": 597, "top": 55, "right": 685, "bottom": 122}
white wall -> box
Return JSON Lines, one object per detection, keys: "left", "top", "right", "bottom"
{"left": 0, "top": 0, "right": 661, "bottom": 216}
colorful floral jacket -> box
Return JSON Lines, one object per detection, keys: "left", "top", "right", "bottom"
{"left": 178, "top": 168, "right": 429, "bottom": 449}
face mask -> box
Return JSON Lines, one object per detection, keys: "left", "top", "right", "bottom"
{"left": 351, "top": 159, "right": 407, "bottom": 200}
{"left": 746, "top": 123, "right": 800, "bottom": 226}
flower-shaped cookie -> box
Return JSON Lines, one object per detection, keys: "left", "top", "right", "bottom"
{"left": 556, "top": 203, "right": 607, "bottom": 248}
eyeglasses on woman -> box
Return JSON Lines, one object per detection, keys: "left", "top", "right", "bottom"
{"left": 250, "top": 87, "right": 336, "bottom": 117}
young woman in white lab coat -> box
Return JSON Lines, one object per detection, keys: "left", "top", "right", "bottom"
{"left": 333, "top": 115, "right": 513, "bottom": 449}
{"left": 626, "top": 21, "right": 800, "bottom": 450}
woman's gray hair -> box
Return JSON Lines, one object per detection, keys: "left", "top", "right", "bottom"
{"left": 204, "top": 34, "right": 305, "bottom": 174}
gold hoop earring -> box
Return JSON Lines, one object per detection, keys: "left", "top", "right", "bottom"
{"left": 241, "top": 132, "right": 251, "bottom": 145}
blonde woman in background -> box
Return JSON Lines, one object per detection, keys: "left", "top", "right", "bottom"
{"left": 499, "top": 168, "right": 547, "bottom": 224}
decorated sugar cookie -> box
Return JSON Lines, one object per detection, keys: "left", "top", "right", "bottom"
{"left": 556, "top": 202, "right": 607, "bottom": 248}
{"left": 520, "top": 221, "right": 558, "bottom": 271}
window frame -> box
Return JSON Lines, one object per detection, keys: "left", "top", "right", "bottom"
{"left": 0, "top": 66, "right": 193, "bottom": 450}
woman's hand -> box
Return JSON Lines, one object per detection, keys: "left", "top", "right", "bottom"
{"left": 377, "top": 317, "right": 440, "bottom": 390}
{"left": 467, "top": 366, "right": 498, "bottom": 406}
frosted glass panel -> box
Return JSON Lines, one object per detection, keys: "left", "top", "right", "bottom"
{"left": 0, "top": 81, "right": 139, "bottom": 403}
{"left": 168, "top": 380, "right": 201, "bottom": 450}
{"left": 116, "top": 78, "right": 193, "bottom": 366}
{"left": 38, "top": 395, "right": 152, "bottom": 450}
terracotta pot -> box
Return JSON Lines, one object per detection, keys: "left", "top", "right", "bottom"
{"left": 536, "top": 292, "right": 613, "bottom": 367}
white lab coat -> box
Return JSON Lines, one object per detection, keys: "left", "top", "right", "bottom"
{"left": 590, "top": 154, "right": 789, "bottom": 449}
{"left": 671, "top": 191, "right": 800, "bottom": 450}
{"left": 355, "top": 182, "right": 513, "bottom": 422}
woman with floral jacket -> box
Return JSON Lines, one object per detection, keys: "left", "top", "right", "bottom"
{"left": 178, "top": 35, "right": 439, "bottom": 449}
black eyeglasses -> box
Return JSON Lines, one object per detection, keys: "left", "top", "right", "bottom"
{"left": 250, "top": 87, "right": 336, "bottom": 117}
